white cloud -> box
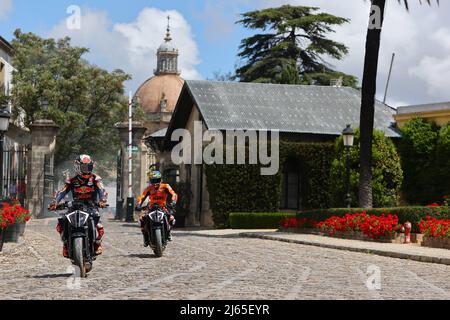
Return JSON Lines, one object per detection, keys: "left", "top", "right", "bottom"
{"left": 0, "top": 0, "right": 12, "bottom": 20}
{"left": 48, "top": 7, "right": 201, "bottom": 93}
{"left": 409, "top": 56, "right": 450, "bottom": 97}
{"left": 230, "top": 0, "right": 449, "bottom": 106}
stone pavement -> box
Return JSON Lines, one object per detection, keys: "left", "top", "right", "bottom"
{"left": 182, "top": 229, "right": 450, "bottom": 266}
{"left": 1, "top": 218, "right": 450, "bottom": 300}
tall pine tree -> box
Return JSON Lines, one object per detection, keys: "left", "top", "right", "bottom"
{"left": 236, "top": 5, "right": 357, "bottom": 87}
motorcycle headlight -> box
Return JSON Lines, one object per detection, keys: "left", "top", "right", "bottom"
{"left": 149, "top": 210, "right": 164, "bottom": 222}
{"left": 66, "top": 210, "right": 89, "bottom": 227}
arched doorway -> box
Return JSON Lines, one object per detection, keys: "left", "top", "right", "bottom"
{"left": 281, "top": 157, "right": 301, "bottom": 210}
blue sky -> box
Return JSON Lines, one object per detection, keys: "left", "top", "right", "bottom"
{"left": 0, "top": 0, "right": 254, "bottom": 87}
{"left": 1, "top": 0, "right": 450, "bottom": 106}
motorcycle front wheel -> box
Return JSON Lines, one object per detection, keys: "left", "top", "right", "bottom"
{"left": 153, "top": 229, "right": 163, "bottom": 257}
{"left": 73, "top": 237, "right": 86, "bottom": 277}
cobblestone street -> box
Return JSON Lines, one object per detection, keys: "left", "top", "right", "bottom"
{"left": 1, "top": 218, "right": 450, "bottom": 300}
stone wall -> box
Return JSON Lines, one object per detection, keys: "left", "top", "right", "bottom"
{"left": 25, "top": 120, "right": 59, "bottom": 218}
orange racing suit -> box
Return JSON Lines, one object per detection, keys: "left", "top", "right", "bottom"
{"left": 137, "top": 183, "right": 178, "bottom": 233}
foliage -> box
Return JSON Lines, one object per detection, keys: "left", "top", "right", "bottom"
{"left": 419, "top": 217, "right": 450, "bottom": 239}
{"left": 316, "top": 212, "right": 400, "bottom": 239}
{"left": 230, "top": 206, "right": 450, "bottom": 232}
{"left": 330, "top": 128, "right": 403, "bottom": 208}
{"left": 9, "top": 29, "right": 144, "bottom": 181}
{"left": 205, "top": 141, "right": 335, "bottom": 228}
{"left": 0, "top": 198, "right": 30, "bottom": 229}
{"left": 171, "top": 181, "right": 192, "bottom": 217}
{"left": 235, "top": 5, "right": 358, "bottom": 87}
{"left": 0, "top": 85, "right": 9, "bottom": 108}
{"left": 399, "top": 118, "right": 449, "bottom": 204}
{"left": 230, "top": 212, "right": 296, "bottom": 229}
{"left": 297, "top": 206, "right": 449, "bottom": 233}
{"left": 357, "top": 0, "right": 439, "bottom": 208}
{"left": 281, "top": 217, "right": 317, "bottom": 229}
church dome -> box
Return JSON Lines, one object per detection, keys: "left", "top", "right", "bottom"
{"left": 158, "top": 42, "right": 177, "bottom": 52}
{"left": 135, "top": 74, "right": 184, "bottom": 114}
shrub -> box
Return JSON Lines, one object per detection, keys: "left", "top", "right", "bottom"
{"left": 230, "top": 212, "right": 296, "bottom": 229}
{"left": 0, "top": 199, "right": 30, "bottom": 229}
{"left": 330, "top": 128, "right": 403, "bottom": 208}
{"left": 419, "top": 217, "right": 450, "bottom": 239}
{"left": 399, "top": 118, "right": 449, "bottom": 204}
{"left": 206, "top": 141, "right": 335, "bottom": 228}
{"left": 317, "top": 212, "right": 400, "bottom": 239}
{"left": 172, "top": 181, "right": 192, "bottom": 217}
{"left": 297, "top": 206, "right": 449, "bottom": 233}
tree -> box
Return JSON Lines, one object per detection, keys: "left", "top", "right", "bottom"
{"left": 0, "top": 85, "right": 9, "bottom": 108}
{"left": 399, "top": 118, "right": 449, "bottom": 204}
{"left": 236, "top": 5, "right": 358, "bottom": 86}
{"left": 358, "top": 0, "right": 438, "bottom": 208}
{"left": 330, "top": 128, "right": 403, "bottom": 208}
{"left": 9, "top": 30, "right": 141, "bottom": 182}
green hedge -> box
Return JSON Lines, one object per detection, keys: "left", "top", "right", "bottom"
{"left": 205, "top": 141, "right": 335, "bottom": 228}
{"left": 399, "top": 118, "right": 450, "bottom": 204}
{"left": 230, "top": 207, "right": 450, "bottom": 232}
{"left": 330, "top": 129, "right": 403, "bottom": 208}
{"left": 230, "top": 212, "right": 297, "bottom": 229}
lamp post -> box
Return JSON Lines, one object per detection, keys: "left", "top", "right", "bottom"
{"left": 0, "top": 108, "right": 11, "bottom": 198}
{"left": 126, "top": 93, "right": 135, "bottom": 223}
{"left": 342, "top": 124, "right": 355, "bottom": 208}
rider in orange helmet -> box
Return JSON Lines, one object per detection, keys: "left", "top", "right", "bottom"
{"left": 136, "top": 170, "right": 177, "bottom": 246}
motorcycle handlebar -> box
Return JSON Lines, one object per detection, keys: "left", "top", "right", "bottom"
{"left": 49, "top": 201, "right": 109, "bottom": 211}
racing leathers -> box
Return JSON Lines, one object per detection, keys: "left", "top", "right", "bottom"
{"left": 53, "top": 174, "right": 108, "bottom": 257}
{"left": 137, "top": 183, "right": 178, "bottom": 244}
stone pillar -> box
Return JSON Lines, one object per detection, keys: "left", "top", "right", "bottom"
{"left": 26, "top": 120, "right": 59, "bottom": 218}
{"left": 116, "top": 122, "right": 147, "bottom": 217}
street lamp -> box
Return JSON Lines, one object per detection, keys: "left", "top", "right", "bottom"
{"left": 342, "top": 124, "right": 355, "bottom": 208}
{"left": 0, "top": 108, "right": 11, "bottom": 197}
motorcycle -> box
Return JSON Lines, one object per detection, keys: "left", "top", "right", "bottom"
{"left": 138, "top": 204, "right": 173, "bottom": 257}
{"left": 51, "top": 201, "right": 107, "bottom": 277}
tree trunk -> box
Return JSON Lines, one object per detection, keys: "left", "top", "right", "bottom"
{"left": 358, "top": 0, "right": 386, "bottom": 208}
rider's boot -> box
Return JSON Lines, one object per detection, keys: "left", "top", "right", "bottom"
{"left": 142, "top": 229, "right": 150, "bottom": 247}
{"left": 167, "top": 215, "right": 175, "bottom": 241}
{"left": 94, "top": 224, "right": 105, "bottom": 256}
{"left": 63, "top": 243, "right": 69, "bottom": 258}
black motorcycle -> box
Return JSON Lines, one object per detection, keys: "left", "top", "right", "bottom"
{"left": 139, "top": 204, "right": 172, "bottom": 257}
{"left": 53, "top": 201, "right": 106, "bottom": 277}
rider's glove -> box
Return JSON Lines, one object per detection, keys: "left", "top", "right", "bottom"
{"left": 48, "top": 201, "right": 57, "bottom": 211}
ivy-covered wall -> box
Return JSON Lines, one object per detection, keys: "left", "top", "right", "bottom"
{"left": 205, "top": 141, "right": 335, "bottom": 227}
{"left": 329, "top": 129, "right": 403, "bottom": 208}
{"left": 399, "top": 118, "right": 450, "bottom": 204}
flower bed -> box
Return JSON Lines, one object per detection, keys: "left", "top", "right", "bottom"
{"left": 280, "top": 213, "right": 422, "bottom": 243}
{"left": 317, "top": 213, "right": 400, "bottom": 240}
{"left": 419, "top": 217, "right": 450, "bottom": 249}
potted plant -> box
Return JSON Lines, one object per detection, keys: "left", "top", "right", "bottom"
{"left": 0, "top": 198, "right": 30, "bottom": 243}
{"left": 0, "top": 199, "right": 15, "bottom": 251}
